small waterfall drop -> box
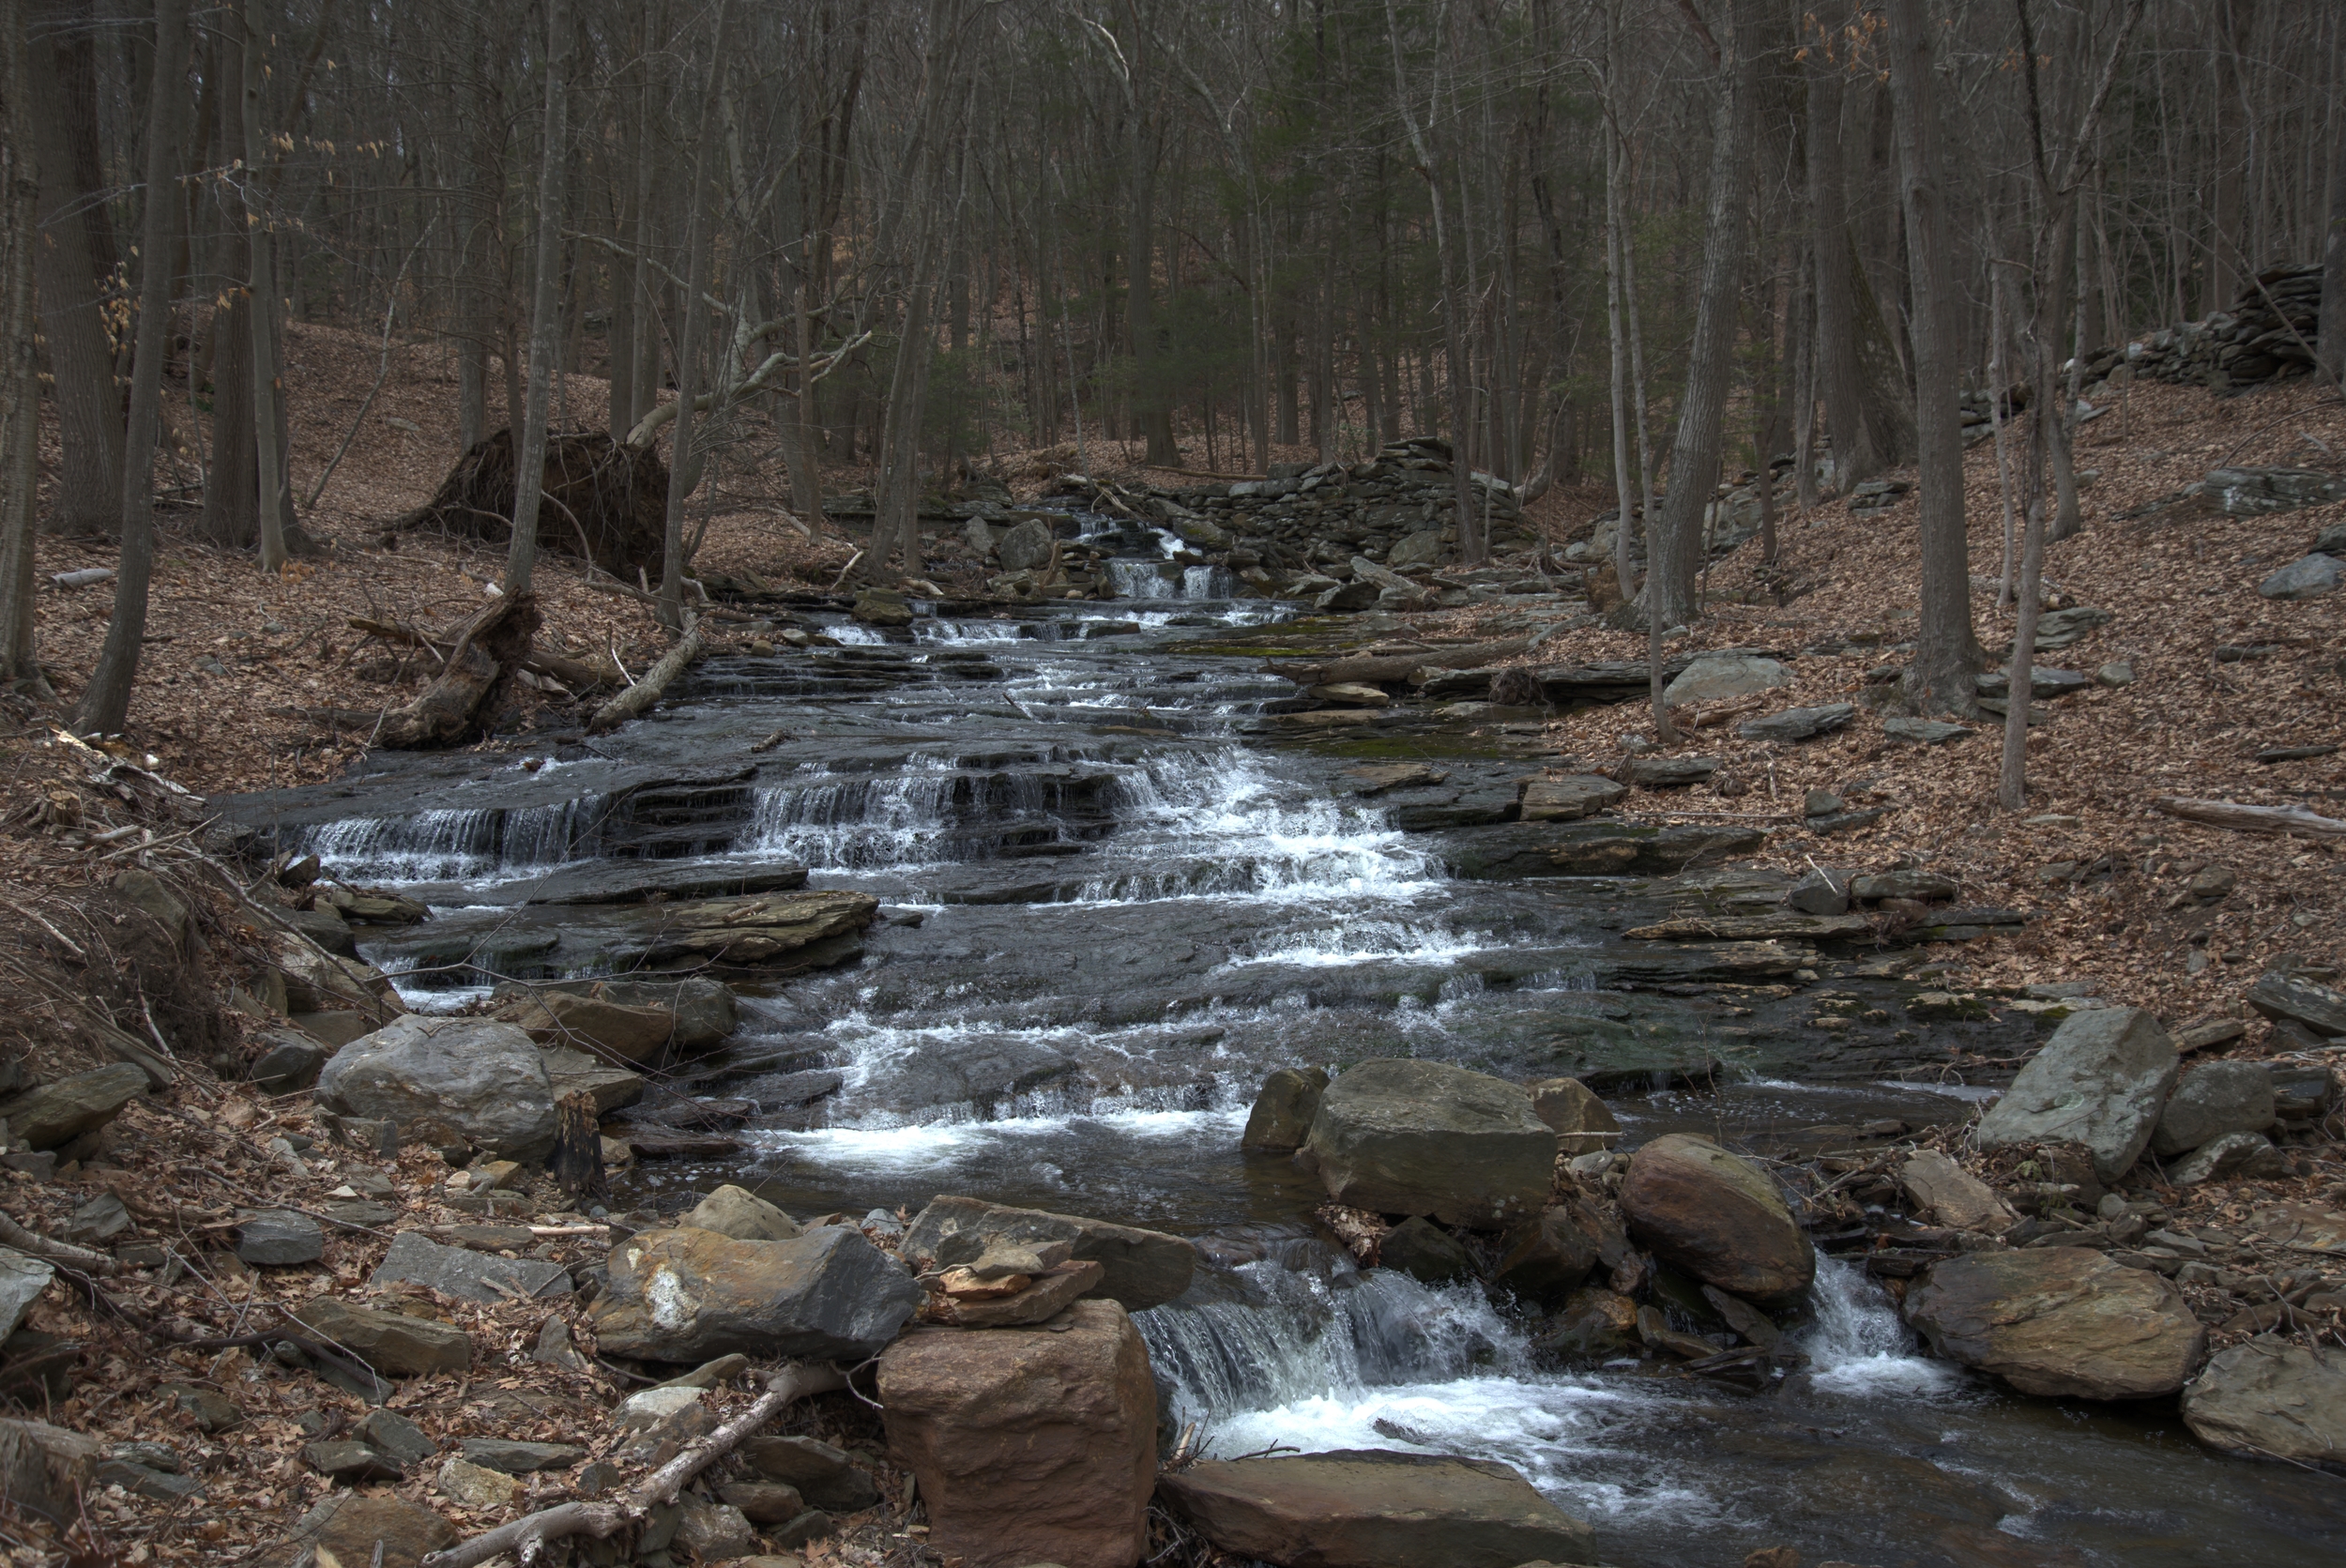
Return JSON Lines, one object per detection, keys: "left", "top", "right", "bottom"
{"left": 1799, "top": 1256, "right": 1960, "bottom": 1397}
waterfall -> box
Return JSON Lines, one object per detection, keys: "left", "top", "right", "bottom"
{"left": 299, "top": 795, "right": 612, "bottom": 882}
{"left": 1798, "top": 1256, "right": 1960, "bottom": 1397}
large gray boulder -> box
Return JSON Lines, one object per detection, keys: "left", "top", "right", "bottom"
{"left": 2152, "top": 1061, "right": 2276, "bottom": 1156}
{"left": 370, "top": 1231, "right": 571, "bottom": 1304}
{"left": 902, "top": 1196, "right": 1195, "bottom": 1310}
{"left": 590, "top": 1225, "right": 922, "bottom": 1362}
{"left": 0, "top": 1249, "right": 53, "bottom": 1343}
{"left": 1302, "top": 1059, "right": 1554, "bottom": 1230}
{"left": 1660, "top": 653, "right": 1790, "bottom": 708}
{"left": 0, "top": 1064, "right": 148, "bottom": 1150}
{"left": 316, "top": 1015, "right": 558, "bottom": 1163}
{"left": 2246, "top": 968, "right": 2346, "bottom": 1039}
{"left": 1973, "top": 1007, "right": 2178, "bottom": 1181}
{"left": 996, "top": 517, "right": 1058, "bottom": 574}
{"left": 2257, "top": 553, "right": 2342, "bottom": 600}
{"left": 2181, "top": 1339, "right": 2346, "bottom": 1462}
{"left": 684, "top": 1184, "right": 801, "bottom": 1241}
{"left": 1906, "top": 1248, "right": 2203, "bottom": 1400}
{"left": 1157, "top": 1450, "right": 1593, "bottom": 1568}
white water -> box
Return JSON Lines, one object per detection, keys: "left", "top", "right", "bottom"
{"left": 1798, "top": 1255, "right": 1963, "bottom": 1397}
{"left": 300, "top": 795, "right": 612, "bottom": 881}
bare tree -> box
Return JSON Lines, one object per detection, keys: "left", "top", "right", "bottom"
{"left": 0, "top": 0, "right": 43, "bottom": 690}
{"left": 240, "top": 0, "right": 291, "bottom": 574}
{"left": 506, "top": 0, "right": 572, "bottom": 596}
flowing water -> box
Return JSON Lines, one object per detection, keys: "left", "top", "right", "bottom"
{"left": 221, "top": 551, "right": 2346, "bottom": 1566}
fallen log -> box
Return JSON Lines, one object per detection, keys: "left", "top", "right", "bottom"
{"left": 1268, "top": 635, "right": 1532, "bottom": 689}
{"left": 376, "top": 592, "right": 542, "bottom": 749}
{"left": 420, "top": 1362, "right": 847, "bottom": 1568}
{"left": 348, "top": 614, "right": 620, "bottom": 691}
{"left": 586, "top": 619, "right": 705, "bottom": 735}
{"left": 2152, "top": 797, "right": 2346, "bottom": 839}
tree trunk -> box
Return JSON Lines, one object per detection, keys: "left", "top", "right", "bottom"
{"left": 72, "top": 0, "right": 188, "bottom": 736}
{"left": 240, "top": 0, "right": 290, "bottom": 574}
{"left": 2323, "top": 28, "right": 2346, "bottom": 388}
{"left": 0, "top": 0, "right": 42, "bottom": 688}
{"left": 1647, "top": 0, "right": 1757, "bottom": 631}
{"left": 506, "top": 0, "right": 571, "bottom": 595}
{"left": 27, "top": 12, "right": 122, "bottom": 536}
{"left": 1889, "top": 0, "right": 1979, "bottom": 716}
{"left": 376, "top": 592, "right": 542, "bottom": 750}
{"left": 658, "top": 1, "right": 728, "bottom": 628}
{"left": 1805, "top": 19, "right": 1878, "bottom": 490}
{"left": 1790, "top": 239, "right": 1819, "bottom": 512}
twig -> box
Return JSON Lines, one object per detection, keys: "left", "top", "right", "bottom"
{"left": 0, "top": 1210, "right": 120, "bottom": 1274}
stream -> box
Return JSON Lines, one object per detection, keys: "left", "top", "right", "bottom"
{"left": 222, "top": 523, "right": 2346, "bottom": 1566}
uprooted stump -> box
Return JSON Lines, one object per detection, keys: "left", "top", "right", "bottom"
{"left": 396, "top": 429, "right": 666, "bottom": 577}
{"left": 377, "top": 592, "right": 542, "bottom": 749}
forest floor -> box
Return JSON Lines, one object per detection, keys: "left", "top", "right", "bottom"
{"left": 0, "top": 321, "right": 2339, "bottom": 1564}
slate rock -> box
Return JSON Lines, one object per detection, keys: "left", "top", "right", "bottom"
{"left": 740, "top": 1433, "right": 882, "bottom": 1514}
{"left": 1241, "top": 1067, "right": 1329, "bottom": 1152}
{"left": 1377, "top": 1217, "right": 1476, "bottom": 1286}
{"left": 1787, "top": 868, "right": 1851, "bottom": 915}
{"left": 2257, "top": 553, "right": 2343, "bottom": 600}
{"left": 316, "top": 1015, "right": 558, "bottom": 1163}
{"left": 590, "top": 1224, "right": 922, "bottom": 1362}
{"left": 1882, "top": 717, "right": 1973, "bottom": 745}
{"left": 286, "top": 1298, "right": 471, "bottom": 1378}
{"left": 1736, "top": 703, "right": 1856, "bottom": 743}
{"left": 250, "top": 1034, "right": 328, "bottom": 1091}
{"left": 304, "top": 1439, "right": 401, "bottom": 1483}
{"left": 685, "top": 1184, "right": 802, "bottom": 1241}
{"left": 162, "top": 1383, "right": 240, "bottom": 1432}
{"left": 1157, "top": 1449, "right": 1594, "bottom": 1568}
{"left": 0, "top": 1250, "right": 50, "bottom": 1346}
{"left": 2270, "top": 1065, "right": 2338, "bottom": 1123}
{"left": 1302, "top": 1059, "right": 1554, "bottom": 1231}
{"left": 2170, "top": 1130, "right": 2284, "bottom": 1185}
{"left": 1973, "top": 1007, "right": 2180, "bottom": 1181}
{"left": 65, "top": 1192, "right": 130, "bottom": 1245}
{"left": 370, "top": 1230, "right": 571, "bottom": 1305}
{"left": 0, "top": 1064, "right": 148, "bottom": 1150}
{"left": 1906, "top": 1247, "right": 2206, "bottom": 1399}
{"left": 96, "top": 1457, "right": 202, "bottom": 1499}
{"left": 1850, "top": 869, "right": 1958, "bottom": 903}
{"left": 1661, "top": 654, "right": 1790, "bottom": 708}
{"left": 354, "top": 1408, "right": 436, "bottom": 1467}
{"left": 458, "top": 1438, "right": 583, "bottom": 1474}
{"left": 237, "top": 1210, "right": 325, "bottom": 1267}
{"left": 1898, "top": 1150, "right": 2017, "bottom": 1234}
{"left": 1974, "top": 668, "right": 2091, "bottom": 699}
{"left": 2181, "top": 1339, "right": 2346, "bottom": 1461}
{"left": 1516, "top": 775, "right": 1627, "bottom": 821}
{"left": 2031, "top": 605, "right": 2114, "bottom": 647}
{"left": 902, "top": 1196, "right": 1196, "bottom": 1311}
{"left": 1619, "top": 1134, "right": 1814, "bottom": 1302}
{"left": 2245, "top": 968, "right": 2346, "bottom": 1038}
{"left": 2153, "top": 1061, "right": 2276, "bottom": 1156}
{"left": 925, "top": 1259, "right": 1106, "bottom": 1328}
{"left": 878, "top": 1299, "right": 1156, "bottom": 1568}
{"left": 274, "top": 1492, "right": 458, "bottom": 1568}
{"left": 717, "top": 1479, "right": 805, "bottom": 1524}
{"left": 1618, "top": 755, "right": 1718, "bottom": 787}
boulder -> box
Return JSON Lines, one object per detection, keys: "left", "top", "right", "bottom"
{"left": 1490, "top": 1203, "right": 1603, "bottom": 1310}
{"left": 677, "top": 1495, "right": 757, "bottom": 1560}
{"left": 1786, "top": 868, "right": 1851, "bottom": 916}
{"left": 1316, "top": 580, "right": 1381, "bottom": 613}
{"left": 1377, "top": 1218, "right": 1477, "bottom": 1285}
{"left": 1534, "top": 1287, "right": 1641, "bottom": 1362}
{"left": 236, "top": 1210, "right": 325, "bottom": 1267}
{"left": 458, "top": 1439, "right": 584, "bottom": 1474}
{"left": 1660, "top": 654, "right": 1790, "bottom": 708}
{"left": 879, "top": 1300, "right": 1156, "bottom": 1568}
{"left": 512, "top": 977, "right": 739, "bottom": 1050}
{"left": 1882, "top": 717, "right": 1973, "bottom": 745}
{"left": 2246, "top": 968, "right": 2346, "bottom": 1038}
{"left": 540, "top": 1044, "right": 647, "bottom": 1115}
{"left": 685, "top": 1184, "right": 802, "bottom": 1241}
{"left": 1156, "top": 1449, "right": 1594, "bottom": 1568}
{"left": 490, "top": 986, "right": 676, "bottom": 1062}
{"left": 270, "top": 1493, "right": 458, "bottom": 1568}
{"left": 316, "top": 1015, "right": 558, "bottom": 1163}
{"left": 1618, "top": 1134, "right": 1813, "bottom": 1302}
{"left": 1242, "top": 1068, "right": 1330, "bottom": 1152}
{"left": 2170, "top": 1130, "right": 2283, "bottom": 1185}
{"left": 1905, "top": 1248, "right": 2205, "bottom": 1399}
{"left": 0, "top": 1418, "right": 99, "bottom": 1523}
{"left": 1517, "top": 776, "right": 1626, "bottom": 822}
{"left": 924, "top": 1259, "right": 1104, "bottom": 1328}
{"left": 0, "top": 1064, "right": 148, "bottom": 1150}
{"left": 1735, "top": 703, "right": 1855, "bottom": 743}
{"left": 1897, "top": 1151, "right": 2017, "bottom": 1234}
{"left": 249, "top": 1033, "right": 328, "bottom": 1092}
{"left": 2152, "top": 1061, "right": 2276, "bottom": 1156}
{"left": 717, "top": 1479, "right": 805, "bottom": 1524}
{"left": 2181, "top": 1339, "right": 2346, "bottom": 1462}
{"left": 1302, "top": 1059, "right": 1554, "bottom": 1231}
{"left": 1388, "top": 528, "right": 1445, "bottom": 568}
{"left": 590, "top": 1224, "right": 923, "bottom": 1362}
{"left": 603, "top": 890, "right": 877, "bottom": 970}
{"left": 0, "top": 1249, "right": 53, "bottom": 1342}
{"left": 1973, "top": 1007, "right": 2178, "bottom": 1181}
{"left": 997, "top": 517, "right": 1057, "bottom": 574}
{"left": 902, "top": 1196, "right": 1196, "bottom": 1310}
{"left": 438, "top": 1455, "right": 522, "bottom": 1509}
{"left": 1526, "top": 1077, "right": 1619, "bottom": 1154}
{"left": 740, "top": 1433, "right": 882, "bottom": 1514}
{"left": 1850, "top": 870, "right": 1957, "bottom": 902}
{"left": 2031, "top": 605, "right": 2114, "bottom": 648}
{"left": 286, "top": 1298, "right": 471, "bottom": 1378}
{"left": 369, "top": 1229, "right": 571, "bottom": 1305}
{"left": 2257, "top": 553, "right": 2342, "bottom": 600}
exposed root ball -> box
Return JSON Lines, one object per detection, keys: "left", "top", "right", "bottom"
{"left": 398, "top": 429, "right": 666, "bottom": 576}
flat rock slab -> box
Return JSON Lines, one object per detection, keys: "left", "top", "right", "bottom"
{"left": 1336, "top": 763, "right": 1449, "bottom": 796}
{"left": 1974, "top": 1006, "right": 2178, "bottom": 1181}
{"left": 904, "top": 1197, "right": 1196, "bottom": 1311}
{"left": 2182, "top": 1339, "right": 2346, "bottom": 1461}
{"left": 237, "top": 1210, "right": 326, "bottom": 1267}
{"left": 591, "top": 1225, "right": 922, "bottom": 1362}
{"left": 1736, "top": 703, "right": 1855, "bottom": 742}
{"left": 1906, "top": 1247, "right": 2204, "bottom": 1399}
{"left": 271, "top": 1494, "right": 458, "bottom": 1568}
{"left": 0, "top": 1064, "right": 148, "bottom": 1150}
{"left": 1517, "top": 775, "right": 1625, "bottom": 821}
{"left": 1156, "top": 1449, "right": 1594, "bottom": 1568}
{"left": 2245, "top": 969, "right": 2346, "bottom": 1038}
{"left": 1882, "top": 717, "right": 1973, "bottom": 745}
{"left": 740, "top": 1434, "right": 881, "bottom": 1514}
{"left": 2257, "top": 553, "right": 2343, "bottom": 600}
{"left": 286, "top": 1298, "right": 471, "bottom": 1378}
{"left": 370, "top": 1231, "right": 571, "bottom": 1305}
{"left": 0, "top": 1250, "right": 54, "bottom": 1343}
{"left": 1621, "top": 912, "right": 1871, "bottom": 942}
{"left": 1442, "top": 821, "right": 1766, "bottom": 879}
{"left": 1302, "top": 1058, "right": 1553, "bottom": 1231}
{"left": 924, "top": 1260, "right": 1104, "bottom": 1328}
{"left": 1975, "top": 668, "right": 2091, "bottom": 699}
{"left": 1661, "top": 654, "right": 1790, "bottom": 708}
{"left": 2030, "top": 605, "right": 2114, "bottom": 648}
{"left": 457, "top": 1439, "right": 585, "bottom": 1474}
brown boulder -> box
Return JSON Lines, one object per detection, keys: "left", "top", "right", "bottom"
{"left": 1489, "top": 1202, "right": 1603, "bottom": 1310}
{"left": 1526, "top": 1077, "right": 1620, "bottom": 1155}
{"left": 877, "top": 1299, "right": 1156, "bottom": 1568}
{"left": 1242, "top": 1067, "right": 1330, "bottom": 1151}
{"left": 1618, "top": 1134, "right": 1813, "bottom": 1302}
{"left": 1905, "top": 1247, "right": 2205, "bottom": 1399}
{"left": 491, "top": 985, "right": 675, "bottom": 1062}
{"left": 1156, "top": 1449, "right": 1593, "bottom": 1568}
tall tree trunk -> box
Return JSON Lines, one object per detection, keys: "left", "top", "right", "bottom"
{"left": 2322, "top": 26, "right": 2346, "bottom": 388}
{"left": 1890, "top": 0, "right": 1979, "bottom": 715}
{"left": 1647, "top": 0, "right": 1757, "bottom": 631}
{"left": 1804, "top": 18, "right": 1879, "bottom": 490}
{"left": 73, "top": 0, "right": 187, "bottom": 736}
{"left": 241, "top": 0, "right": 290, "bottom": 574}
{"left": 657, "top": 0, "right": 727, "bottom": 627}
{"left": 28, "top": 7, "right": 123, "bottom": 536}
{"left": 506, "top": 0, "right": 571, "bottom": 594}
{"left": 1790, "top": 239, "right": 1819, "bottom": 512}
{"left": 0, "top": 0, "right": 45, "bottom": 689}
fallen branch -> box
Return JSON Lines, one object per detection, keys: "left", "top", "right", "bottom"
{"left": 2152, "top": 797, "right": 2346, "bottom": 839}
{"left": 586, "top": 619, "right": 705, "bottom": 736}
{"left": 0, "top": 1211, "right": 120, "bottom": 1274}
{"left": 348, "top": 615, "right": 618, "bottom": 692}
{"left": 377, "top": 593, "right": 544, "bottom": 750}
{"left": 420, "top": 1362, "right": 847, "bottom": 1568}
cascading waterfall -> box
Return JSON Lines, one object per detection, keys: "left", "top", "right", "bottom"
{"left": 298, "top": 794, "right": 613, "bottom": 882}
{"left": 1797, "top": 1256, "right": 1961, "bottom": 1396}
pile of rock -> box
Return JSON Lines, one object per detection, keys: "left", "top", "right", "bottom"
{"left": 1179, "top": 437, "right": 1530, "bottom": 571}
{"left": 2088, "top": 260, "right": 2325, "bottom": 396}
